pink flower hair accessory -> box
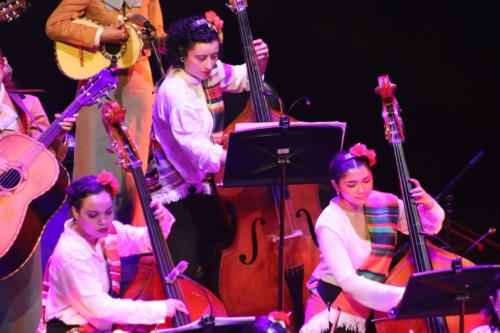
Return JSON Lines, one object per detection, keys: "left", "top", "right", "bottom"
{"left": 96, "top": 170, "right": 119, "bottom": 196}
{"left": 205, "top": 10, "right": 224, "bottom": 42}
{"left": 348, "top": 143, "right": 377, "bottom": 167}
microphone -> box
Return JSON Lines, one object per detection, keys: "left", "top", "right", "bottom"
{"left": 287, "top": 96, "right": 311, "bottom": 115}
{"left": 126, "top": 13, "right": 156, "bottom": 31}
{"left": 462, "top": 227, "right": 496, "bottom": 258}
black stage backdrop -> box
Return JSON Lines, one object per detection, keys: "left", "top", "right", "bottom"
{"left": 1, "top": 0, "right": 498, "bottom": 263}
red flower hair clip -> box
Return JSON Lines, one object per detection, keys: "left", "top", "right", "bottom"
{"left": 205, "top": 10, "right": 224, "bottom": 42}
{"left": 96, "top": 170, "right": 119, "bottom": 196}
{"left": 348, "top": 143, "right": 377, "bottom": 167}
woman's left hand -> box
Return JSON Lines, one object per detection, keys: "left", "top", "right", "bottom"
{"left": 150, "top": 199, "right": 175, "bottom": 231}
{"left": 253, "top": 39, "right": 269, "bottom": 75}
{"left": 409, "top": 178, "right": 435, "bottom": 210}
{"left": 55, "top": 112, "right": 79, "bottom": 133}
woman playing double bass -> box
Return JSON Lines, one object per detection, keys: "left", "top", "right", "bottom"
{"left": 146, "top": 12, "right": 269, "bottom": 293}
{"left": 40, "top": 172, "right": 188, "bottom": 332}
{"left": 300, "top": 143, "right": 445, "bottom": 333}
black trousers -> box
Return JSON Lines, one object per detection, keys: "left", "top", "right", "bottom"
{"left": 165, "top": 191, "right": 231, "bottom": 295}
{"left": 46, "top": 319, "right": 78, "bottom": 333}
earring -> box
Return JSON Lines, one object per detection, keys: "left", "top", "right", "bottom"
{"left": 180, "top": 57, "right": 186, "bottom": 62}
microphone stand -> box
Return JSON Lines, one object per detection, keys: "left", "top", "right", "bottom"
{"left": 435, "top": 150, "right": 484, "bottom": 244}
{"left": 141, "top": 26, "right": 165, "bottom": 80}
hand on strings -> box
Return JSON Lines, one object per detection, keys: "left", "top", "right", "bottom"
{"left": 165, "top": 299, "right": 189, "bottom": 318}
{"left": 253, "top": 39, "right": 269, "bottom": 75}
{"left": 55, "top": 112, "right": 78, "bottom": 132}
{"left": 409, "top": 178, "right": 435, "bottom": 211}
{"left": 150, "top": 199, "right": 175, "bottom": 235}
{"left": 100, "top": 22, "right": 129, "bottom": 44}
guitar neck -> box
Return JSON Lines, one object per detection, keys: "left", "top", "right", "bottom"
{"left": 37, "top": 100, "right": 83, "bottom": 148}
{"left": 235, "top": 6, "right": 270, "bottom": 123}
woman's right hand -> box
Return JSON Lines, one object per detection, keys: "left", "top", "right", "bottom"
{"left": 165, "top": 299, "right": 189, "bottom": 318}
{"left": 100, "top": 22, "right": 129, "bottom": 44}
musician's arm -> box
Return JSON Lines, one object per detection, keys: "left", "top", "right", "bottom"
{"left": 148, "top": 0, "right": 166, "bottom": 38}
{"left": 45, "top": 0, "right": 98, "bottom": 50}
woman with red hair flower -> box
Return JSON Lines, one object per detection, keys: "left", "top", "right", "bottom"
{"left": 300, "top": 143, "right": 444, "bottom": 333}
{"left": 39, "top": 171, "right": 187, "bottom": 332}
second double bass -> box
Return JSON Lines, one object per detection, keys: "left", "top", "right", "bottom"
{"left": 217, "top": 0, "right": 322, "bottom": 328}
{"left": 373, "top": 75, "right": 487, "bottom": 333}
{"left": 101, "top": 101, "right": 227, "bottom": 332}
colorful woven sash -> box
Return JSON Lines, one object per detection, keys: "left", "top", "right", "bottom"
{"left": 329, "top": 193, "right": 400, "bottom": 331}
{"left": 146, "top": 65, "right": 226, "bottom": 194}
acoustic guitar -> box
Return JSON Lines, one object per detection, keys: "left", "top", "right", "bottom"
{"left": 0, "top": 68, "right": 117, "bottom": 281}
{"left": 54, "top": 17, "right": 164, "bottom": 80}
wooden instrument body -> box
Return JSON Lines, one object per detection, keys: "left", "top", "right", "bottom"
{"left": 218, "top": 104, "right": 321, "bottom": 324}
{"left": 55, "top": 18, "right": 143, "bottom": 80}
{"left": 375, "top": 241, "right": 488, "bottom": 333}
{"left": 0, "top": 133, "right": 69, "bottom": 280}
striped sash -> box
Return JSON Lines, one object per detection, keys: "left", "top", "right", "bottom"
{"left": 145, "top": 65, "right": 226, "bottom": 196}
{"left": 329, "top": 193, "right": 400, "bottom": 332}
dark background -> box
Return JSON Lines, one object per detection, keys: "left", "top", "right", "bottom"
{"left": 1, "top": 0, "right": 498, "bottom": 263}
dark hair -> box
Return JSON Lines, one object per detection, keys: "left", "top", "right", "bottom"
{"left": 165, "top": 15, "right": 220, "bottom": 68}
{"left": 67, "top": 175, "right": 114, "bottom": 212}
{"left": 329, "top": 150, "right": 372, "bottom": 182}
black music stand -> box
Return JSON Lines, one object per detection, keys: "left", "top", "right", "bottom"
{"left": 376, "top": 264, "right": 500, "bottom": 333}
{"left": 153, "top": 316, "right": 257, "bottom": 333}
{"left": 221, "top": 121, "right": 346, "bottom": 310}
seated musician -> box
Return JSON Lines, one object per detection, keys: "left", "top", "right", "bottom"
{"left": 300, "top": 143, "right": 445, "bottom": 333}
{"left": 39, "top": 172, "right": 188, "bottom": 333}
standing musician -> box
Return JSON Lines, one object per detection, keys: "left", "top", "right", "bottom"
{"left": 145, "top": 13, "right": 269, "bottom": 292}
{"left": 300, "top": 143, "right": 444, "bottom": 333}
{"left": 39, "top": 172, "right": 188, "bottom": 333}
{"left": 0, "top": 47, "right": 77, "bottom": 332}
{"left": 45, "top": 0, "right": 166, "bottom": 227}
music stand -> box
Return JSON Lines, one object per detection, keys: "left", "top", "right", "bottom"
{"left": 221, "top": 121, "right": 346, "bottom": 310}
{"left": 378, "top": 264, "right": 500, "bottom": 333}
{"left": 153, "top": 316, "right": 257, "bottom": 333}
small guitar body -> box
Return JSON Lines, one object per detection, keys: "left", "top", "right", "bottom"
{"left": 55, "top": 18, "right": 143, "bottom": 80}
{"left": 0, "top": 68, "right": 117, "bottom": 280}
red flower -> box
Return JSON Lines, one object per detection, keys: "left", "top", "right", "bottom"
{"left": 268, "top": 310, "right": 290, "bottom": 328}
{"left": 349, "top": 143, "right": 377, "bottom": 167}
{"left": 96, "top": 170, "right": 119, "bottom": 196}
{"left": 205, "top": 10, "right": 224, "bottom": 32}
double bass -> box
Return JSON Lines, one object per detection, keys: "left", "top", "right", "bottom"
{"left": 373, "top": 75, "right": 487, "bottom": 332}
{"left": 217, "top": 0, "right": 322, "bottom": 328}
{"left": 101, "top": 101, "right": 227, "bottom": 332}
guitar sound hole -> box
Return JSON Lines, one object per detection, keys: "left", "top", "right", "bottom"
{"left": 0, "top": 168, "right": 21, "bottom": 190}
{"left": 104, "top": 43, "right": 122, "bottom": 56}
